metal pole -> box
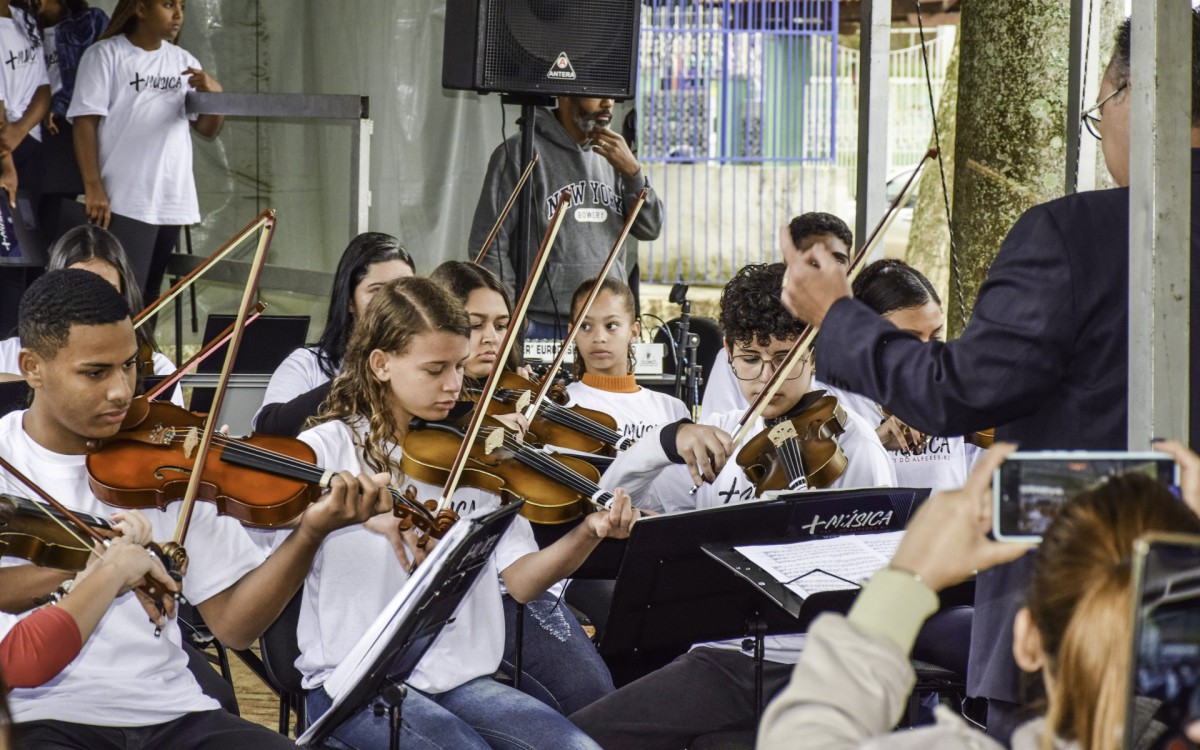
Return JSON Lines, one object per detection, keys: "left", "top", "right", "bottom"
{"left": 854, "top": 0, "right": 890, "bottom": 250}
{"left": 1064, "top": 0, "right": 1087, "bottom": 194}
{"left": 514, "top": 105, "right": 538, "bottom": 301}
{"left": 1127, "top": 0, "right": 1192, "bottom": 447}
{"left": 351, "top": 117, "right": 373, "bottom": 237}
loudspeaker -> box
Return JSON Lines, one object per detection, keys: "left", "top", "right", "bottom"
{"left": 442, "top": 0, "right": 641, "bottom": 100}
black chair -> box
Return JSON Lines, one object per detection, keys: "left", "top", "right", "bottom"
{"left": 905, "top": 605, "right": 973, "bottom": 726}
{"left": 256, "top": 590, "right": 308, "bottom": 735}
{"left": 177, "top": 604, "right": 238, "bottom": 716}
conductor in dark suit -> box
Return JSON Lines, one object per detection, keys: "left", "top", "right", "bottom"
{"left": 778, "top": 14, "right": 1200, "bottom": 736}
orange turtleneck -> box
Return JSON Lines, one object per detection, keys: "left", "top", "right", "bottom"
{"left": 581, "top": 372, "right": 640, "bottom": 394}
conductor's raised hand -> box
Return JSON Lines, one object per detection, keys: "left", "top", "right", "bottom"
{"left": 889, "top": 443, "right": 1032, "bottom": 592}
{"left": 779, "top": 225, "right": 852, "bottom": 327}
{"left": 676, "top": 423, "right": 735, "bottom": 485}
{"left": 584, "top": 489, "right": 639, "bottom": 540}
{"left": 298, "top": 470, "right": 393, "bottom": 540}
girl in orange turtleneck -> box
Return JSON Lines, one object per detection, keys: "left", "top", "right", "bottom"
{"left": 565, "top": 277, "right": 688, "bottom": 443}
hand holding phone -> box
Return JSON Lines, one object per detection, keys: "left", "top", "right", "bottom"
{"left": 993, "top": 452, "right": 1180, "bottom": 543}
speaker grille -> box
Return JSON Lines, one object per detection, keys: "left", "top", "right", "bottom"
{"left": 480, "top": 0, "right": 638, "bottom": 98}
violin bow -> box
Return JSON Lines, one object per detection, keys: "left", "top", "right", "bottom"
{"left": 435, "top": 193, "right": 571, "bottom": 513}
{"left": 521, "top": 188, "right": 649, "bottom": 424}
{"left": 144, "top": 302, "right": 267, "bottom": 402}
{"left": 475, "top": 152, "right": 540, "bottom": 265}
{"left": 167, "top": 212, "right": 277, "bottom": 561}
{"left": 133, "top": 210, "right": 276, "bottom": 329}
{"left": 690, "top": 150, "right": 936, "bottom": 492}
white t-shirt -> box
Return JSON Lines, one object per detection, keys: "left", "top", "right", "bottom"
{"left": 252, "top": 347, "right": 334, "bottom": 430}
{"left": 68, "top": 35, "right": 201, "bottom": 225}
{"left": 822, "top": 384, "right": 982, "bottom": 495}
{"left": 700, "top": 348, "right": 749, "bottom": 422}
{"left": 0, "top": 409, "right": 267, "bottom": 726}
{"left": 294, "top": 418, "right": 538, "bottom": 695}
{"left": 0, "top": 9, "right": 49, "bottom": 141}
{"left": 0, "top": 336, "right": 184, "bottom": 407}
{"left": 565, "top": 379, "right": 689, "bottom": 443}
{"left": 599, "top": 403, "right": 896, "bottom": 664}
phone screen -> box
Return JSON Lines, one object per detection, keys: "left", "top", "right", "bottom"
{"left": 994, "top": 453, "right": 1177, "bottom": 542}
{"left": 1129, "top": 536, "right": 1200, "bottom": 749}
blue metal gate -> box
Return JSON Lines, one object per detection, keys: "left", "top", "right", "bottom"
{"left": 637, "top": 0, "right": 840, "bottom": 283}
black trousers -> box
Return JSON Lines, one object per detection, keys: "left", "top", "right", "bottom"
{"left": 568, "top": 647, "right": 792, "bottom": 750}
{"left": 13, "top": 709, "right": 296, "bottom": 749}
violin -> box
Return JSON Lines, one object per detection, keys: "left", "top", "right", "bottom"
{"left": 737, "top": 391, "right": 850, "bottom": 493}
{"left": 86, "top": 399, "right": 323, "bottom": 529}
{"left": 402, "top": 404, "right": 617, "bottom": 526}
{"left": 467, "top": 371, "right": 631, "bottom": 455}
{"left": 878, "top": 405, "right": 995, "bottom": 451}
{"left": 88, "top": 399, "right": 460, "bottom": 541}
{"left": 0, "top": 493, "right": 175, "bottom": 581}
{"left": 0, "top": 458, "right": 176, "bottom": 624}
{"left": 965, "top": 429, "right": 995, "bottom": 449}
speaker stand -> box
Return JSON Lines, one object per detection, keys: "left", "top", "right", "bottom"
{"left": 501, "top": 94, "right": 555, "bottom": 303}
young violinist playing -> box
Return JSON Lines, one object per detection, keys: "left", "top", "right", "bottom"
{"left": 429, "top": 259, "right": 617, "bottom": 716}
{"left": 295, "top": 276, "right": 639, "bottom": 750}
{"left": 568, "top": 262, "right": 895, "bottom": 750}
{"left": 824, "top": 259, "right": 981, "bottom": 494}
{"left": 254, "top": 232, "right": 415, "bottom": 437}
{"left": 0, "top": 269, "right": 390, "bottom": 749}
{"left": 565, "top": 276, "right": 688, "bottom": 441}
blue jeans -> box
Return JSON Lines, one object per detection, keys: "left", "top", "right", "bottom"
{"left": 500, "top": 592, "right": 615, "bottom": 715}
{"left": 308, "top": 676, "right": 601, "bottom": 750}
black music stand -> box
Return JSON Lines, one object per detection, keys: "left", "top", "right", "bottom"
{"left": 297, "top": 501, "right": 523, "bottom": 750}
{"left": 598, "top": 487, "right": 929, "bottom": 692}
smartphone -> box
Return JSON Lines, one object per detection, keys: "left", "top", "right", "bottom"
{"left": 993, "top": 451, "right": 1178, "bottom": 542}
{"left": 1127, "top": 534, "right": 1200, "bottom": 750}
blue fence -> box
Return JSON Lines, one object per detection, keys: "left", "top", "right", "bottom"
{"left": 637, "top": 0, "right": 841, "bottom": 283}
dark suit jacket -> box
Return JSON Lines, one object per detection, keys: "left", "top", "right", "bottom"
{"left": 815, "top": 149, "right": 1200, "bottom": 702}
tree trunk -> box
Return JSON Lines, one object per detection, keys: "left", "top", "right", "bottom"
{"left": 946, "top": 0, "right": 1073, "bottom": 337}
{"left": 905, "top": 33, "right": 959, "bottom": 309}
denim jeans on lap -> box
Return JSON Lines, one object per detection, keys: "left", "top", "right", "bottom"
{"left": 308, "top": 675, "right": 603, "bottom": 750}
{"left": 500, "top": 592, "right": 615, "bottom": 715}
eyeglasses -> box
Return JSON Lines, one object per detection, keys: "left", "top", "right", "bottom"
{"left": 1081, "top": 82, "right": 1127, "bottom": 141}
{"left": 730, "top": 352, "right": 809, "bottom": 381}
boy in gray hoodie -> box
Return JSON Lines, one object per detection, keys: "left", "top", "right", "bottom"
{"left": 468, "top": 97, "right": 664, "bottom": 338}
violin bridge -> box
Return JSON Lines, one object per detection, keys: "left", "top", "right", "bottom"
{"left": 484, "top": 428, "right": 505, "bottom": 455}
{"left": 515, "top": 390, "right": 532, "bottom": 412}
{"left": 182, "top": 428, "right": 200, "bottom": 460}
{"left": 768, "top": 421, "right": 798, "bottom": 446}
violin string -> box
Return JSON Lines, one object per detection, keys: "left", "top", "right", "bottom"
{"left": 540, "top": 403, "right": 623, "bottom": 444}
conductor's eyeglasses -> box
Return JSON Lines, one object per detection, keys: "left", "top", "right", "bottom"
{"left": 1082, "top": 81, "right": 1127, "bottom": 141}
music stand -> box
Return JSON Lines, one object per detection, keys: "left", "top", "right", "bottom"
{"left": 297, "top": 501, "right": 524, "bottom": 749}
{"left": 598, "top": 487, "right": 929, "bottom": 689}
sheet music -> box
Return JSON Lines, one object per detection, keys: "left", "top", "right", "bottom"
{"left": 733, "top": 531, "right": 904, "bottom": 600}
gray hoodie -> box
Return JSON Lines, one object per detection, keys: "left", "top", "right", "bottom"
{"left": 468, "top": 107, "right": 664, "bottom": 326}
